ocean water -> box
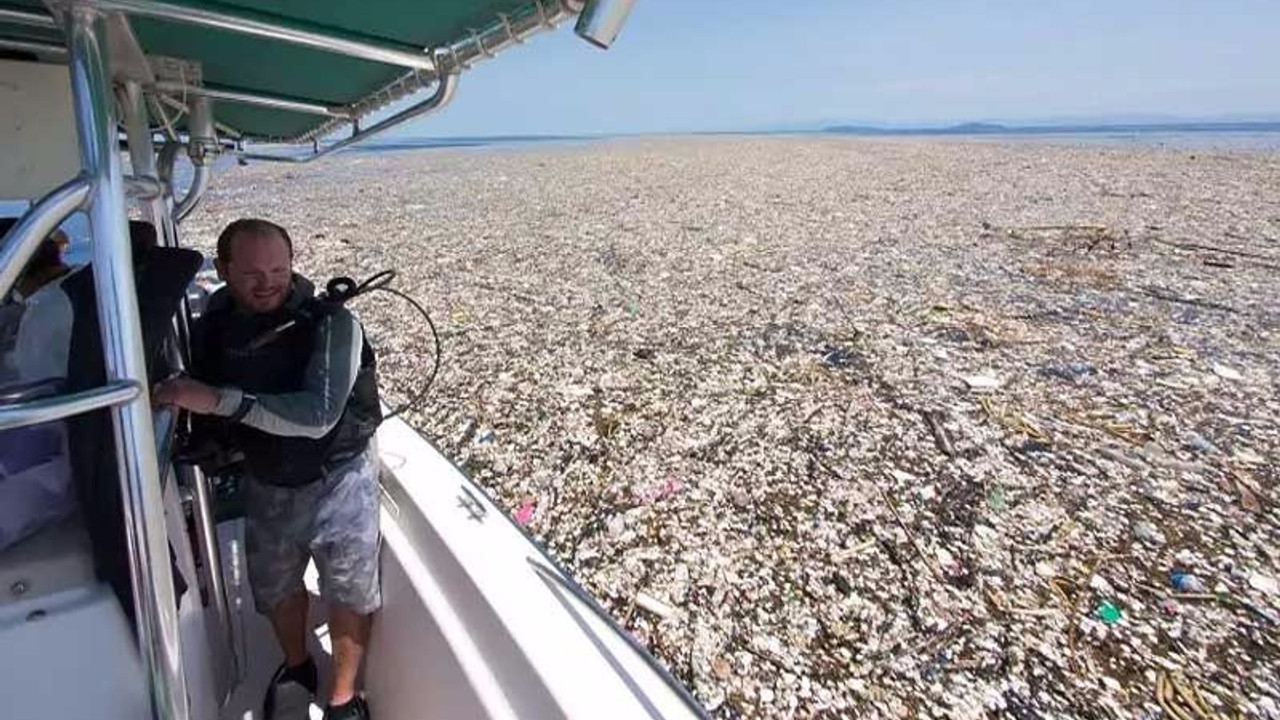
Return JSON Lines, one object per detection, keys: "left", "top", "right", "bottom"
{"left": 353, "top": 128, "right": 1280, "bottom": 154}
{"left": 4, "top": 128, "right": 1277, "bottom": 267}
{"left": 942, "top": 130, "right": 1280, "bottom": 152}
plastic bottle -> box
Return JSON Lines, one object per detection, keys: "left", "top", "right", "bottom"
{"left": 1170, "top": 572, "right": 1207, "bottom": 593}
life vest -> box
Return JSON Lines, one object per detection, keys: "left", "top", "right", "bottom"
{"left": 192, "top": 276, "right": 381, "bottom": 487}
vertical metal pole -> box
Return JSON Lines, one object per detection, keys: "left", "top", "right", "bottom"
{"left": 186, "top": 464, "right": 240, "bottom": 695}
{"left": 121, "top": 81, "right": 167, "bottom": 232}
{"left": 174, "top": 96, "right": 214, "bottom": 223}
{"left": 65, "top": 8, "right": 190, "bottom": 720}
{"left": 122, "top": 77, "right": 240, "bottom": 705}
{"left": 121, "top": 81, "right": 191, "bottom": 359}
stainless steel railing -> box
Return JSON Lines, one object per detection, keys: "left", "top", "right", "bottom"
{"left": 122, "top": 73, "right": 240, "bottom": 705}
{"left": 0, "top": 177, "right": 91, "bottom": 298}
{"left": 0, "top": 381, "right": 141, "bottom": 430}
{"left": 0, "top": 2, "right": 635, "bottom": 718}
{"left": 66, "top": 7, "right": 190, "bottom": 719}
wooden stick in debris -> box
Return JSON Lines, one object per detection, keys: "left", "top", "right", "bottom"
{"left": 1020, "top": 224, "right": 1109, "bottom": 233}
{"left": 809, "top": 451, "right": 947, "bottom": 584}
{"left": 921, "top": 409, "right": 956, "bottom": 458}
{"left": 1171, "top": 672, "right": 1220, "bottom": 720}
{"left": 1158, "top": 673, "right": 1198, "bottom": 720}
{"left": 1148, "top": 235, "right": 1280, "bottom": 263}
{"left": 731, "top": 632, "right": 790, "bottom": 672}
{"left": 634, "top": 591, "right": 678, "bottom": 620}
{"left": 1139, "top": 286, "right": 1237, "bottom": 314}
{"left": 875, "top": 481, "right": 947, "bottom": 585}
{"left": 1067, "top": 552, "right": 1127, "bottom": 672}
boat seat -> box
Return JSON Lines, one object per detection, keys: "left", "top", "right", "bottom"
{"left": 61, "top": 221, "right": 203, "bottom": 624}
{"left": 0, "top": 514, "right": 94, "bottom": 608}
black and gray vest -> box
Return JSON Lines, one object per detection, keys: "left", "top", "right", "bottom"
{"left": 193, "top": 279, "right": 381, "bottom": 487}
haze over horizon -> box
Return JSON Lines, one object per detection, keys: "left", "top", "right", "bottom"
{"left": 384, "top": 0, "right": 1280, "bottom": 138}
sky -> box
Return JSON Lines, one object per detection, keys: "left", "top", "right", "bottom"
{"left": 390, "top": 0, "right": 1280, "bottom": 137}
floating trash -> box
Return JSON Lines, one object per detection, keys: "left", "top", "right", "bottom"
{"left": 514, "top": 500, "right": 537, "bottom": 526}
{"left": 1096, "top": 600, "right": 1123, "bottom": 625}
{"left": 182, "top": 138, "right": 1280, "bottom": 720}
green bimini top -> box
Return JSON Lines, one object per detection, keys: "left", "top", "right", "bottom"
{"left": 0, "top": 0, "right": 578, "bottom": 142}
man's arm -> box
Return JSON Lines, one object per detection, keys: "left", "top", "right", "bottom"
{"left": 210, "top": 308, "right": 363, "bottom": 439}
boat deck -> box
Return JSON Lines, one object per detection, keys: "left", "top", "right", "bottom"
{"left": 216, "top": 519, "right": 335, "bottom": 720}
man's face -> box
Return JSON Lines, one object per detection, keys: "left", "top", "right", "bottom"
{"left": 216, "top": 231, "right": 292, "bottom": 314}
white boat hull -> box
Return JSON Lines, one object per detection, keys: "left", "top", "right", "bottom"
{"left": 368, "top": 416, "right": 705, "bottom": 719}
{"left": 214, "top": 417, "right": 705, "bottom": 720}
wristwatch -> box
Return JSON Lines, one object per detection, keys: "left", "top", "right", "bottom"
{"left": 228, "top": 392, "right": 257, "bottom": 423}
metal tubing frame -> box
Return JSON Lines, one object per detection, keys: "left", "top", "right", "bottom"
{"left": 282, "top": 0, "right": 574, "bottom": 148}
{"left": 152, "top": 80, "right": 352, "bottom": 119}
{"left": 0, "top": 6, "right": 56, "bottom": 28}
{"left": 170, "top": 95, "right": 215, "bottom": 222}
{"left": 153, "top": 127, "right": 210, "bottom": 227}
{"left": 0, "top": 176, "right": 91, "bottom": 299}
{"left": 91, "top": 0, "right": 437, "bottom": 72}
{"left": 0, "top": 380, "right": 140, "bottom": 431}
{"left": 121, "top": 79, "right": 184, "bottom": 341}
{"left": 66, "top": 7, "right": 190, "bottom": 720}
{"left": 172, "top": 161, "right": 210, "bottom": 221}
{"left": 125, "top": 174, "right": 164, "bottom": 199}
{"left": 122, "top": 77, "right": 241, "bottom": 704}
{"left": 183, "top": 463, "right": 237, "bottom": 696}
{"left": 0, "top": 36, "right": 67, "bottom": 58}
{"left": 238, "top": 67, "right": 459, "bottom": 163}
{"left": 156, "top": 93, "right": 243, "bottom": 140}
{"left": 12, "top": 0, "right": 605, "bottom": 152}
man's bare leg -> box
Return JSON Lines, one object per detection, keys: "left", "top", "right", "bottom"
{"left": 269, "top": 589, "right": 311, "bottom": 667}
{"left": 328, "top": 605, "right": 372, "bottom": 706}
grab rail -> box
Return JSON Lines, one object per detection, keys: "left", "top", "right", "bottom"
{"left": 0, "top": 381, "right": 141, "bottom": 431}
{"left": 237, "top": 69, "right": 458, "bottom": 164}
{"left": 0, "top": 176, "right": 92, "bottom": 299}
{"left": 123, "top": 76, "right": 241, "bottom": 702}
{"left": 0, "top": 7, "right": 55, "bottom": 29}
{"left": 67, "top": 7, "right": 190, "bottom": 718}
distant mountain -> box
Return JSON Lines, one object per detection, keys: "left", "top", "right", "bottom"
{"left": 822, "top": 120, "right": 1280, "bottom": 136}
{"left": 948, "top": 122, "right": 1009, "bottom": 133}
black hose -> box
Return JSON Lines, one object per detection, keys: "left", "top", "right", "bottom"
{"left": 325, "top": 269, "right": 396, "bottom": 303}
{"left": 358, "top": 283, "right": 441, "bottom": 421}
{"left": 243, "top": 269, "right": 441, "bottom": 419}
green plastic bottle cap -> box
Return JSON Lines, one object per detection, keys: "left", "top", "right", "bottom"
{"left": 1096, "top": 600, "right": 1122, "bottom": 625}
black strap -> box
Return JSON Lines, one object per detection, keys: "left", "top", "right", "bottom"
{"left": 227, "top": 392, "right": 256, "bottom": 423}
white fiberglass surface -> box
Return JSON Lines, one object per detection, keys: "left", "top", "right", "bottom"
{"left": 375, "top": 417, "right": 704, "bottom": 720}
{"left": 216, "top": 519, "right": 334, "bottom": 720}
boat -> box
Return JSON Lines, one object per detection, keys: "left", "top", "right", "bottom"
{"left": 0, "top": 1, "right": 708, "bottom": 718}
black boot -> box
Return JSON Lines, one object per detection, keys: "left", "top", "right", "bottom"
{"left": 263, "top": 657, "right": 318, "bottom": 720}
{"left": 323, "top": 695, "right": 371, "bottom": 720}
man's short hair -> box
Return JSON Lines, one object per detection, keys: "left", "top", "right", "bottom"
{"left": 216, "top": 218, "right": 293, "bottom": 263}
{"left": 1, "top": 217, "right": 66, "bottom": 280}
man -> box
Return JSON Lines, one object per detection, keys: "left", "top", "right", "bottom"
{"left": 154, "top": 219, "right": 382, "bottom": 720}
{"left": 0, "top": 219, "right": 75, "bottom": 386}
{"left": 0, "top": 221, "right": 77, "bottom": 553}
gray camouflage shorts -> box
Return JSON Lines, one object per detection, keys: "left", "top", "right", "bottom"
{"left": 244, "top": 444, "right": 382, "bottom": 615}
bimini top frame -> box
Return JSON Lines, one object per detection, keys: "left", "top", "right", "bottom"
{"left": 0, "top": 1, "right": 638, "bottom": 718}
{"left": 0, "top": 7, "right": 374, "bottom": 718}
{"left": 2, "top": 0, "right": 636, "bottom": 162}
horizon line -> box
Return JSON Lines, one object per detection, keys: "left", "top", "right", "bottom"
{"left": 377, "top": 117, "right": 1280, "bottom": 143}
